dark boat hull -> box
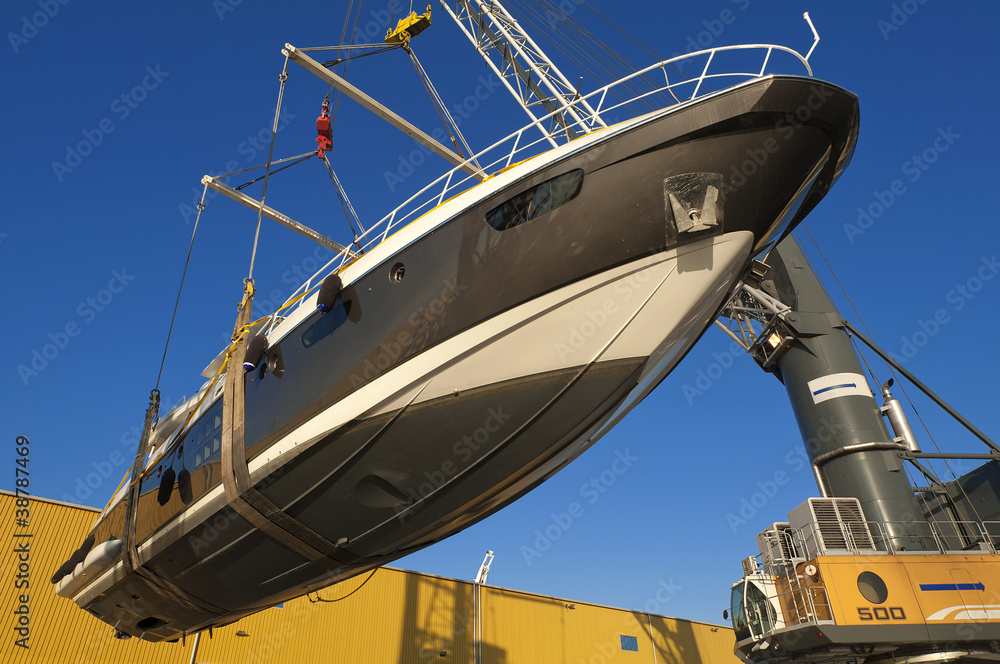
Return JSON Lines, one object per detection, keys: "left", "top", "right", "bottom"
{"left": 66, "top": 76, "right": 859, "bottom": 640}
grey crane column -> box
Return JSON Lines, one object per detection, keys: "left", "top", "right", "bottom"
{"left": 761, "top": 235, "right": 929, "bottom": 550}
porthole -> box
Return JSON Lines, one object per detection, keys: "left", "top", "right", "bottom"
{"left": 389, "top": 262, "right": 405, "bottom": 284}
{"left": 857, "top": 571, "right": 888, "bottom": 604}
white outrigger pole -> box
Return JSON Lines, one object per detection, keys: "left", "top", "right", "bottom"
{"left": 441, "top": 0, "right": 607, "bottom": 146}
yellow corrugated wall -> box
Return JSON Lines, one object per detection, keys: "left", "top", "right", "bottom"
{"left": 194, "top": 567, "right": 478, "bottom": 663}
{"left": 480, "top": 583, "right": 738, "bottom": 664}
{"left": 0, "top": 491, "right": 195, "bottom": 663}
{"left": 1, "top": 492, "right": 739, "bottom": 664}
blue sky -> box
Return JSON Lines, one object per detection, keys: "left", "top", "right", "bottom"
{"left": 3, "top": 1, "right": 998, "bottom": 626}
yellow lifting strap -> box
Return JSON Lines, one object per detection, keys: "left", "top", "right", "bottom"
{"left": 385, "top": 5, "right": 432, "bottom": 45}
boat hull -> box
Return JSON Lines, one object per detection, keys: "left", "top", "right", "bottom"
{"left": 64, "top": 75, "right": 860, "bottom": 640}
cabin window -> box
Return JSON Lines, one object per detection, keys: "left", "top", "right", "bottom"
{"left": 485, "top": 169, "right": 584, "bottom": 231}
{"left": 745, "top": 581, "right": 773, "bottom": 636}
{"left": 192, "top": 409, "right": 223, "bottom": 467}
{"left": 141, "top": 402, "right": 223, "bottom": 495}
{"left": 730, "top": 584, "right": 747, "bottom": 637}
{"left": 185, "top": 402, "right": 223, "bottom": 468}
{"left": 301, "top": 303, "right": 349, "bottom": 348}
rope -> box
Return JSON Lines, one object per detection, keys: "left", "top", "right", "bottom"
{"left": 308, "top": 568, "right": 379, "bottom": 603}
{"left": 155, "top": 185, "right": 207, "bottom": 392}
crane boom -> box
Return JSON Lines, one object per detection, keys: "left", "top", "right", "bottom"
{"left": 440, "top": 0, "right": 606, "bottom": 145}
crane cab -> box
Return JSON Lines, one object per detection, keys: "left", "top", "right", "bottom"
{"left": 729, "top": 498, "right": 1000, "bottom": 664}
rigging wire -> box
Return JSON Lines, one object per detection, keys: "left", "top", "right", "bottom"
{"left": 326, "top": 0, "right": 369, "bottom": 133}
{"left": 234, "top": 152, "right": 317, "bottom": 191}
{"left": 247, "top": 58, "right": 291, "bottom": 283}
{"left": 320, "top": 152, "right": 365, "bottom": 244}
{"left": 575, "top": 0, "right": 701, "bottom": 88}
{"left": 508, "top": 0, "right": 656, "bottom": 112}
{"left": 321, "top": 44, "right": 402, "bottom": 68}
{"left": 406, "top": 45, "right": 479, "bottom": 166}
{"left": 218, "top": 151, "right": 319, "bottom": 181}
{"left": 547, "top": 1, "right": 667, "bottom": 104}
{"left": 797, "top": 227, "right": 954, "bottom": 462}
{"left": 511, "top": 1, "right": 656, "bottom": 114}
{"left": 513, "top": 0, "right": 689, "bottom": 105}
{"left": 336, "top": 0, "right": 367, "bottom": 129}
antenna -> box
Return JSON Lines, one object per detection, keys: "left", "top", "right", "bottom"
{"left": 474, "top": 550, "right": 494, "bottom": 584}
{"left": 803, "top": 12, "right": 820, "bottom": 63}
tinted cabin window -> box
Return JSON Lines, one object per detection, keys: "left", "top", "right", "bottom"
{"left": 141, "top": 400, "right": 223, "bottom": 493}
{"left": 485, "top": 169, "right": 584, "bottom": 231}
{"left": 190, "top": 404, "right": 223, "bottom": 467}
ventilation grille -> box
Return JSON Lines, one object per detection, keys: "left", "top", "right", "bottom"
{"left": 788, "top": 498, "right": 876, "bottom": 557}
{"left": 757, "top": 522, "right": 800, "bottom": 569}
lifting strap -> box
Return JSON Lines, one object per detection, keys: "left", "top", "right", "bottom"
{"left": 216, "top": 62, "right": 356, "bottom": 568}
{"left": 219, "top": 282, "right": 356, "bottom": 569}
{"left": 121, "top": 390, "right": 227, "bottom": 617}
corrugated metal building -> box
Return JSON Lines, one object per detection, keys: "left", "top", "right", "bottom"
{"left": 1, "top": 492, "right": 738, "bottom": 663}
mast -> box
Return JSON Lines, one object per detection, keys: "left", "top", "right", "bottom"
{"left": 720, "top": 236, "right": 933, "bottom": 550}
{"left": 441, "top": 0, "right": 606, "bottom": 145}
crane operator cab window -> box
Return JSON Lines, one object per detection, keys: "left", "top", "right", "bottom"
{"left": 730, "top": 584, "right": 749, "bottom": 640}
{"left": 730, "top": 579, "right": 775, "bottom": 641}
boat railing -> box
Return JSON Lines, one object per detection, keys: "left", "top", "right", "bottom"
{"left": 279, "top": 39, "right": 815, "bottom": 318}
